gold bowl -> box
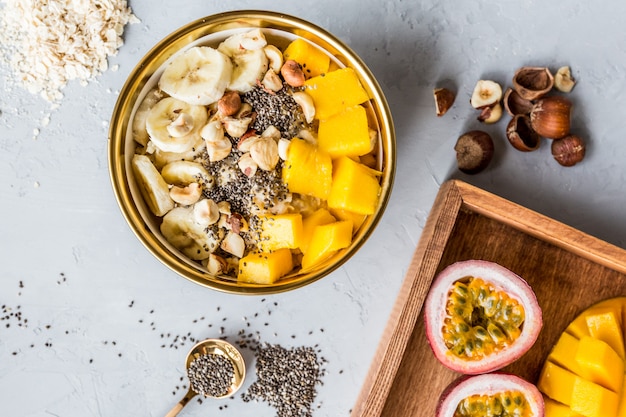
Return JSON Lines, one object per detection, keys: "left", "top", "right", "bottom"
{"left": 108, "top": 10, "right": 395, "bottom": 294}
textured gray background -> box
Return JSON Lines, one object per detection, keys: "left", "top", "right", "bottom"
{"left": 1, "top": 1, "right": 625, "bottom": 416}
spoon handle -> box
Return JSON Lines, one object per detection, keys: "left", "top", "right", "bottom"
{"left": 165, "top": 388, "right": 197, "bottom": 417}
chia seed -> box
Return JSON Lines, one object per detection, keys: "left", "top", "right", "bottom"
{"left": 242, "top": 86, "right": 307, "bottom": 137}
{"left": 187, "top": 353, "right": 235, "bottom": 398}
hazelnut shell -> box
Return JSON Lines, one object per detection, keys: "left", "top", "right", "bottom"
{"left": 454, "top": 130, "right": 494, "bottom": 174}
{"left": 530, "top": 96, "right": 572, "bottom": 139}
{"left": 434, "top": 87, "right": 455, "bottom": 117}
{"left": 503, "top": 87, "right": 533, "bottom": 116}
{"left": 506, "top": 115, "right": 541, "bottom": 152}
{"left": 512, "top": 67, "right": 554, "bottom": 101}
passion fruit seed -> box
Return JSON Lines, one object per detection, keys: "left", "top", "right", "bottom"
{"left": 443, "top": 278, "right": 525, "bottom": 360}
{"left": 455, "top": 391, "right": 531, "bottom": 417}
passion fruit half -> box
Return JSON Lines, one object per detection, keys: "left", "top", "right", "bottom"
{"left": 424, "top": 260, "right": 542, "bottom": 374}
{"left": 436, "top": 373, "right": 545, "bottom": 417}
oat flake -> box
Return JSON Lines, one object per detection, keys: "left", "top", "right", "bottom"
{"left": 0, "top": 0, "right": 140, "bottom": 102}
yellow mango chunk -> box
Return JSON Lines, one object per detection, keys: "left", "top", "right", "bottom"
{"left": 329, "top": 208, "right": 367, "bottom": 233}
{"left": 304, "top": 67, "right": 369, "bottom": 119}
{"left": 544, "top": 397, "right": 584, "bottom": 417}
{"left": 574, "top": 336, "right": 624, "bottom": 393}
{"left": 317, "top": 105, "right": 373, "bottom": 158}
{"left": 548, "top": 332, "right": 585, "bottom": 376}
{"left": 301, "top": 220, "right": 353, "bottom": 270}
{"left": 238, "top": 249, "right": 294, "bottom": 285}
{"left": 570, "top": 377, "right": 619, "bottom": 417}
{"left": 585, "top": 309, "right": 625, "bottom": 360}
{"left": 282, "top": 138, "right": 332, "bottom": 199}
{"left": 283, "top": 38, "right": 330, "bottom": 78}
{"left": 617, "top": 375, "right": 626, "bottom": 417}
{"left": 567, "top": 313, "right": 591, "bottom": 339}
{"left": 328, "top": 156, "right": 381, "bottom": 215}
{"left": 300, "top": 208, "right": 336, "bottom": 254}
{"left": 259, "top": 213, "right": 303, "bottom": 252}
{"left": 539, "top": 361, "right": 577, "bottom": 406}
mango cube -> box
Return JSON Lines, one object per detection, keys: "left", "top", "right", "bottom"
{"left": 259, "top": 213, "right": 303, "bottom": 252}
{"left": 548, "top": 332, "right": 585, "bottom": 376}
{"left": 544, "top": 397, "right": 584, "bottom": 417}
{"left": 539, "top": 361, "right": 577, "bottom": 406}
{"left": 570, "top": 377, "right": 619, "bottom": 417}
{"left": 301, "top": 220, "right": 353, "bottom": 270}
{"left": 317, "top": 105, "right": 373, "bottom": 158}
{"left": 283, "top": 38, "right": 330, "bottom": 78}
{"left": 300, "top": 208, "right": 336, "bottom": 254}
{"left": 586, "top": 309, "right": 625, "bottom": 360}
{"left": 282, "top": 138, "right": 332, "bottom": 199}
{"left": 304, "top": 67, "right": 369, "bottom": 119}
{"left": 328, "top": 156, "right": 381, "bottom": 215}
{"left": 617, "top": 375, "right": 626, "bottom": 417}
{"left": 238, "top": 249, "right": 294, "bottom": 285}
{"left": 329, "top": 208, "right": 367, "bottom": 233}
{"left": 574, "top": 336, "right": 624, "bottom": 393}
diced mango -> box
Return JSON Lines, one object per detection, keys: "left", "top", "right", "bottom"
{"left": 300, "top": 208, "right": 336, "bottom": 254}
{"left": 548, "top": 332, "right": 585, "bottom": 376}
{"left": 574, "top": 336, "right": 624, "bottom": 393}
{"left": 617, "top": 375, "right": 626, "bottom": 417}
{"left": 238, "top": 249, "right": 294, "bottom": 285}
{"left": 586, "top": 309, "right": 625, "bottom": 360}
{"left": 539, "top": 361, "right": 577, "bottom": 406}
{"left": 570, "top": 376, "right": 619, "bottom": 417}
{"left": 259, "top": 214, "right": 303, "bottom": 252}
{"left": 544, "top": 397, "right": 584, "bottom": 417}
{"left": 303, "top": 67, "right": 370, "bottom": 119}
{"left": 567, "top": 313, "right": 591, "bottom": 339}
{"left": 328, "top": 156, "right": 381, "bottom": 215}
{"left": 329, "top": 208, "right": 367, "bottom": 233}
{"left": 283, "top": 38, "right": 330, "bottom": 78}
{"left": 301, "top": 220, "right": 353, "bottom": 270}
{"left": 317, "top": 105, "right": 373, "bottom": 158}
{"left": 282, "top": 138, "right": 332, "bottom": 199}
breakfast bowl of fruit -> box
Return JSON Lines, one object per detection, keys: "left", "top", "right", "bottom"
{"left": 108, "top": 10, "right": 395, "bottom": 294}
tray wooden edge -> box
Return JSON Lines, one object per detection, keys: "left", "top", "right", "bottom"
{"left": 350, "top": 179, "right": 626, "bottom": 417}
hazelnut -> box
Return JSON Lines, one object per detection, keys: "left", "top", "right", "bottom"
{"left": 512, "top": 66, "right": 554, "bottom": 100}
{"left": 506, "top": 114, "right": 541, "bottom": 152}
{"left": 217, "top": 91, "right": 241, "bottom": 116}
{"left": 433, "top": 87, "right": 455, "bottom": 116}
{"left": 470, "top": 80, "right": 502, "bottom": 109}
{"left": 454, "top": 130, "right": 494, "bottom": 174}
{"left": 551, "top": 134, "right": 585, "bottom": 166}
{"left": 503, "top": 87, "right": 533, "bottom": 116}
{"left": 477, "top": 102, "right": 503, "bottom": 124}
{"left": 530, "top": 96, "right": 572, "bottom": 139}
{"left": 554, "top": 66, "right": 576, "bottom": 93}
{"left": 281, "top": 60, "right": 306, "bottom": 87}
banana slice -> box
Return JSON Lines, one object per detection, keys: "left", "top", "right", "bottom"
{"left": 152, "top": 141, "right": 206, "bottom": 170}
{"left": 146, "top": 97, "right": 208, "bottom": 154}
{"left": 159, "top": 46, "right": 233, "bottom": 106}
{"left": 131, "top": 154, "right": 175, "bottom": 217}
{"left": 160, "top": 206, "right": 220, "bottom": 261}
{"left": 161, "top": 160, "right": 214, "bottom": 189}
{"left": 132, "top": 89, "right": 164, "bottom": 147}
{"left": 218, "top": 31, "right": 269, "bottom": 93}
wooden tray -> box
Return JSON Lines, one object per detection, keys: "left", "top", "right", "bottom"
{"left": 351, "top": 179, "right": 626, "bottom": 417}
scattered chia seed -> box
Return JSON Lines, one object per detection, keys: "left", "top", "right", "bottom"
{"left": 187, "top": 353, "right": 235, "bottom": 398}
{"left": 242, "top": 86, "right": 307, "bottom": 137}
{"left": 241, "top": 343, "right": 326, "bottom": 417}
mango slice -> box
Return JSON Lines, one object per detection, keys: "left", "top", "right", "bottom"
{"left": 238, "top": 248, "right": 294, "bottom": 285}
{"left": 585, "top": 309, "right": 625, "bottom": 360}
{"left": 544, "top": 397, "right": 584, "bottom": 417}
{"left": 303, "top": 67, "right": 369, "bottom": 119}
{"left": 300, "top": 208, "right": 336, "bottom": 254}
{"left": 259, "top": 213, "right": 303, "bottom": 252}
{"left": 317, "top": 105, "right": 373, "bottom": 158}
{"left": 574, "top": 336, "right": 623, "bottom": 393}
{"left": 328, "top": 156, "right": 381, "bottom": 215}
{"left": 283, "top": 38, "right": 330, "bottom": 78}
{"left": 282, "top": 138, "right": 333, "bottom": 200}
{"left": 301, "top": 220, "right": 353, "bottom": 270}
{"left": 329, "top": 208, "right": 367, "bottom": 233}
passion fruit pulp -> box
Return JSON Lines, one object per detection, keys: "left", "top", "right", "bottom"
{"left": 436, "top": 373, "right": 545, "bottom": 417}
{"left": 425, "top": 260, "right": 542, "bottom": 374}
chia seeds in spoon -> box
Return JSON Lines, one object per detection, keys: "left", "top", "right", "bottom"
{"left": 187, "top": 353, "right": 235, "bottom": 398}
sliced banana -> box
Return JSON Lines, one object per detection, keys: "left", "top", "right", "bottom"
{"left": 152, "top": 141, "right": 206, "bottom": 170}
{"left": 160, "top": 206, "right": 220, "bottom": 260}
{"left": 131, "top": 154, "right": 174, "bottom": 217}
{"left": 146, "top": 97, "right": 208, "bottom": 154}
{"left": 161, "top": 160, "right": 213, "bottom": 188}
{"left": 218, "top": 31, "right": 269, "bottom": 93}
{"left": 132, "top": 89, "right": 163, "bottom": 147}
{"left": 159, "top": 46, "right": 233, "bottom": 106}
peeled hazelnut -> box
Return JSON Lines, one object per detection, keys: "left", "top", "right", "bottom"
{"left": 470, "top": 80, "right": 502, "bottom": 108}
{"left": 217, "top": 91, "right": 241, "bottom": 116}
{"left": 220, "top": 231, "right": 245, "bottom": 258}
{"left": 250, "top": 137, "right": 279, "bottom": 171}
{"left": 477, "top": 102, "right": 503, "bottom": 124}
{"left": 433, "top": 87, "right": 455, "bottom": 116}
{"left": 530, "top": 96, "right": 572, "bottom": 139}
{"left": 281, "top": 60, "right": 306, "bottom": 87}
{"left": 169, "top": 182, "right": 202, "bottom": 205}
{"left": 506, "top": 114, "right": 541, "bottom": 152}
{"left": 291, "top": 91, "right": 316, "bottom": 123}
{"left": 551, "top": 134, "right": 585, "bottom": 166}
{"left": 503, "top": 87, "right": 533, "bottom": 116}
{"left": 454, "top": 130, "right": 494, "bottom": 174}
{"left": 512, "top": 67, "right": 554, "bottom": 101}
{"left": 261, "top": 69, "right": 284, "bottom": 92}
{"left": 554, "top": 66, "right": 576, "bottom": 93}
{"left": 206, "top": 254, "right": 228, "bottom": 276}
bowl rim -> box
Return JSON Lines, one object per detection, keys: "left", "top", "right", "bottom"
{"left": 108, "top": 10, "right": 396, "bottom": 295}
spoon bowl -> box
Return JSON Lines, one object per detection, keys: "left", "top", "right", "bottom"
{"left": 165, "top": 338, "right": 246, "bottom": 416}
